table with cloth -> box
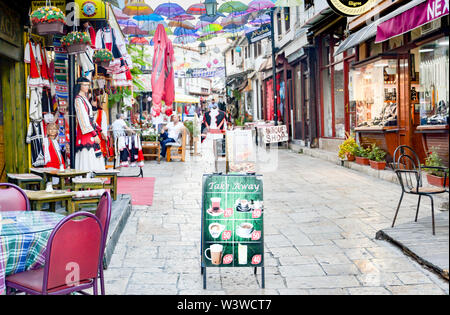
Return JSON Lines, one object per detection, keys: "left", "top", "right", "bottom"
{"left": 0, "top": 211, "right": 65, "bottom": 294}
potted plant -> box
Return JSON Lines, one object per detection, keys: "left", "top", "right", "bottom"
{"left": 338, "top": 137, "right": 359, "bottom": 161}
{"left": 30, "top": 6, "right": 66, "bottom": 35}
{"left": 355, "top": 146, "right": 371, "bottom": 165}
{"left": 93, "top": 49, "right": 114, "bottom": 68}
{"left": 423, "top": 149, "right": 449, "bottom": 188}
{"left": 61, "top": 31, "right": 91, "bottom": 55}
{"left": 368, "top": 144, "right": 387, "bottom": 170}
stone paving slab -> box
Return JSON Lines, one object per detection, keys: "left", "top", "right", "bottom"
{"left": 376, "top": 212, "right": 449, "bottom": 280}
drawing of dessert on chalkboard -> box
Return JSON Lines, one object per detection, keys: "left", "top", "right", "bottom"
{"left": 235, "top": 199, "right": 264, "bottom": 213}
{"left": 206, "top": 197, "right": 224, "bottom": 216}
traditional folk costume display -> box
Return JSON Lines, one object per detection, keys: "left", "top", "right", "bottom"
{"left": 74, "top": 94, "right": 105, "bottom": 172}
{"left": 116, "top": 135, "right": 145, "bottom": 168}
{"left": 201, "top": 108, "right": 228, "bottom": 170}
{"left": 43, "top": 137, "right": 65, "bottom": 169}
{"left": 95, "top": 106, "right": 109, "bottom": 158}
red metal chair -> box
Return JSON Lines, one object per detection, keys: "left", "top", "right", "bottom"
{"left": 0, "top": 183, "right": 31, "bottom": 211}
{"left": 95, "top": 191, "right": 112, "bottom": 295}
{"left": 5, "top": 212, "right": 104, "bottom": 295}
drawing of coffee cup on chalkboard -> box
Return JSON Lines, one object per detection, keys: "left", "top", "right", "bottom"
{"left": 207, "top": 197, "right": 224, "bottom": 216}
{"left": 236, "top": 222, "right": 254, "bottom": 238}
{"left": 205, "top": 244, "right": 223, "bottom": 265}
{"left": 235, "top": 199, "right": 251, "bottom": 212}
{"left": 208, "top": 223, "right": 225, "bottom": 238}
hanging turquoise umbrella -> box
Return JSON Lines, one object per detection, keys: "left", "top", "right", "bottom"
{"left": 133, "top": 13, "right": 164, "bottom": 22}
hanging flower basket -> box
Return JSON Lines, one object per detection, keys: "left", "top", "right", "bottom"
{"left": 61, "top": 32, "right": 91, "bottom": 55}
{"left": 93, "top": 49, "right": 114, "bottom": 68}
{"left": 31, "top": 6, "right": 66, "bottom": 35}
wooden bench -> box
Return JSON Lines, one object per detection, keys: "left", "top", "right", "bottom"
{"left": 93, "top": 170, "right": 120, "bottom": 201}
{"left": 7, "top": 173, "right": 44, "bottom": 190}
{"left": 166, "top": 128, "right": 186, "bottom": 162}
{"left": 72, "top": 189, "right": 106, "bottom": 213}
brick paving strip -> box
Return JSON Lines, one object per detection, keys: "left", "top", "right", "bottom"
{"left": 104, "top": 149, "right": 449, "bottom": 295}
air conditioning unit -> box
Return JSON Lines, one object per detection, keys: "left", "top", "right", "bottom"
{"left": 421, "top": 19, "right": 441, "bottom": 35}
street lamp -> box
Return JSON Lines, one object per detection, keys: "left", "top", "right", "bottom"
{"left": 204, "top": 0, "right": 218, "bottom": 17}
{"left": 199, "top": 42, "right": 207, "bottom": 55}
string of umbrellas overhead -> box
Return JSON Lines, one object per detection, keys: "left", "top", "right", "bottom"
{"left": 115, "top": 0, "right": 302, "bottom": 48}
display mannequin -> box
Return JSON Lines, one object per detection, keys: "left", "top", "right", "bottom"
{"left": 43, "top": 123, "right": 65, "bottom": 169}
{"left": 74, "top": 77, "right": 105, "bottom": 173}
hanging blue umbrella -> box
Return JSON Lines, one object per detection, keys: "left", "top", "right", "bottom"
{"left": 173, "top": 35, "right": 198, "bottom": 45}
{"left": 154, "top": 3, "right": 185, "bottom": 18}
{"left": 133, "top": 13, "right": 164, "bottom": 22}
{"left": 199, "top": 12, "right": 225, "bottom": 23}
{"left": 118, "top": 19, "right": 138, "bottom": 27}
{"left": 173, "top": 27, "right": 198, "bottom": 37}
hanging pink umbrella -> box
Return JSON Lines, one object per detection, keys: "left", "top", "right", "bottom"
{"left": 151, "top": 23, "right": 169, "bottom": 117}
{"left": 248, "top": 0, "right": 275, "bottom": 12}
{"left": 169, "top": 14, "right": 195, "bottom": 22}
{"left": 163, "top": 40, "right": 175, "bottom": 109}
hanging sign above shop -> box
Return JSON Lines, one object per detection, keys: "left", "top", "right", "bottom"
{"left": 175, "top": 67, "right": 225, "bottom": 79}
{"left": 32, "top": 0, "right": 67, "bottom": 12}
{"left": 246, "top": 24, "right": 271, "bottom": 44}
{"left": 327, "top": 0, "right": 377, "bottom": 16}
{"left": 75, "top": 0, "right": 107, "bottom": 20}
{"left": 0, "top": 2, "right": 21, "bottom": 47}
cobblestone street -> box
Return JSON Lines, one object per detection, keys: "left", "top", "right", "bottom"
{"left": 105, "top": 149, "right": 449, "bottom": 295}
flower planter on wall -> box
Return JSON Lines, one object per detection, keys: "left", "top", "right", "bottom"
{"left": 426, "top": 173, "right": 449, "bottom": 188}
{"left": 355, "top": 156, "right": 370, "bottom": 165}
{"left": 65, "top": 43, "right": 89, "bottom": 55}
{"left": 369, "top": 160, "right": 386, "bottom": 170}
{"left": 346, "top": 153, "right": 355, "bottom": 161}
{"left": 35, "top": 21, "right": 64, "bottom": 35}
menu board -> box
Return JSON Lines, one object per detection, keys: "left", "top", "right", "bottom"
{"left": 201, "top": 174, "right": 264, "bottom": 268}
{"left": 226, "top": 130, "right": 256, "bottom": 174}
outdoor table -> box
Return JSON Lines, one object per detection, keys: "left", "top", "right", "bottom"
{"left": 24, "top": 190, "right": 76, "bottom": 214}
{"left": 30, "top": 168, "right": 89, "bottom": 190}
{"left": 7, "top": 173, "right": 45, "bottom": 190}
{"left": 142, "top": 141, "right": 161, "bottom": 164}
{"left": 93, "top": 170, "right": 120, "bottom": 201}
{"left": 0, "top": 211, "right": 65, "bottom": 294}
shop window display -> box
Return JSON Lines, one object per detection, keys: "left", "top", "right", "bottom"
{"left": 414, "top": 37, "right": 449, "bottom": 126}
{"left": 351, "top": 59, "right": 398, "bottom": 128}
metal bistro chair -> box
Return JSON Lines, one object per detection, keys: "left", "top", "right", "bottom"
{"left": 95, "top": 191, "right": 112, "bottom": 296}
{"left": 5, "top": 212, "right": 104, "bottom": 295}
{"left": 391, "top": 145, "right": 448, "bottom": 235}
{"left": 0, "top": 183, "right": 31, "bottom": 212}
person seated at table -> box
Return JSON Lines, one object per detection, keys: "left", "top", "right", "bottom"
{"left": 159, "top": 114, "right": 184, "bottom": 158}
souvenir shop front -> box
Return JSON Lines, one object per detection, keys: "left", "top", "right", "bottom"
{"left": 16, "top": 0, "right": 145, "bottom": 173}
{"left": 345, "top": 0, "right": 449, "bottom": 164}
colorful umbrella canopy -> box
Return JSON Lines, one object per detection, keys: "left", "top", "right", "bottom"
{"left": 168, "top": 14, "right": 195, "bottom": 22}
{"left": 274, "top": 0, "right": 303, "bottom": 7}
{"left": 200, "top": 23, "right": 223, "bottom": 33}
{"left": 168, "top": 21, "right": 196, "bottom": 30}
{"left": 122, "top": 25, "right": 148, "bottom": 35}
{"left": 195, "top": 20, "right": 212, "bottom": 29}
{"left": 174, "top": 27, "right": 197, "bottom": 37}
{"left": 130, "top": 36, "right": 150, "bottom": 45}
{"left": 113, "top": 8, "right": 131, "bottom": 20}
{"left": 139, "top": 20, "right": 168, "bottom": 32}
{"left": 249, "top": 14, "right": 271, "bottom": 25}
{"left": 173, "top": 35, "right": 198, "bottom": 45}
{"left": 122, "top": 0, "right": 153, "bottom": 15}
{"left": 186, "top": 3, "right": 206, "bottom": 15}
{"left": 248, "top": 0, "right": 275, "bottom": 12}
{"left": 199, "top": 12, "right": 225, "bottom": 23}
{"left": 218, "top": 1, "right": 249, "bottom": 14}
{"left": 154, "top": 3, "right": 185, "bottom": 18}
{"left": 118, "top": 19, "right": 138, "bottom": 27}
{"left": 133, "top": 13, "right": 164, "bottom": 22}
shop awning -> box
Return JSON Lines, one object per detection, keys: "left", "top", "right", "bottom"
{"left": 375, "top": 0, "right": 449, "bottom": 43}
{"left": 175, "top": 94, "right": 200, "bottom": 104}
{"left": 334, "top": 0, "right": 428, "bottom": 56}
